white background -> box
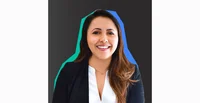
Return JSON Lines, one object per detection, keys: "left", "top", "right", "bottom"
{"left": 153, "top": 0, "right": 200, "bottom": 103}
{"left": 0, "top": 0, "right": 47, "bottom": 103}
{"left": 0, "top": 0, "right": 200, "bottom": 103}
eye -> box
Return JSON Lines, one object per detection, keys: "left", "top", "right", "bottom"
{"left": 108, "top": 32, "right": 114, "bottom": 35}
{"left": 92, "top": 31, "right": 100, "bottom": 35}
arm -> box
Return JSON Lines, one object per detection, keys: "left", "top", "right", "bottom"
{"left": 127, "top": 66, "right": 145, "bottom": 103}
{"left": 52, "top": 64, "right": 69, "bottom": 103}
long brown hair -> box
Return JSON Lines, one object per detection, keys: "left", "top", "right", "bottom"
{"left": 75, "top": 9, "right": 137, "bottom": 103}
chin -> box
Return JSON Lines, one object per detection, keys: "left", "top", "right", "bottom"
{"left": 97, "top": 55, "right": 112, "bottom": 60}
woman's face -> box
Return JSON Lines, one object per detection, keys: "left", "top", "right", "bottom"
{"left": 87, "top": 16, "right": 119, "bottom": 60}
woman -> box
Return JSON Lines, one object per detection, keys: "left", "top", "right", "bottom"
{"left": 52, "top": 9, "right": 145, "bottom": 103}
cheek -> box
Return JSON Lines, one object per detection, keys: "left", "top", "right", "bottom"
{"left": 87, "top": 35, "right": 98, "bottom": 47}
{"left": 111, "top": 37, "right": 119, "bottom": 47}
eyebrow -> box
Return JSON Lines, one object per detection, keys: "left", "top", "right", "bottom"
{"left": 92, "top": 28, "right": 115, "bottom": 31}
{"left": 107, "top": 29, "right": 114, "bottom": 31}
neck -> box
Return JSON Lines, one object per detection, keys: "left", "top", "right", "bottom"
{"left": 89, "top": 55, "right": 111, "bottom": 73}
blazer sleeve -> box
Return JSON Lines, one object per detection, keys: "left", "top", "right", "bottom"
{"left": 52, "top": 63, "right": 70, "bottom": 103}
{"left": 126, "top": 66, "right": 145, "bottom": 103}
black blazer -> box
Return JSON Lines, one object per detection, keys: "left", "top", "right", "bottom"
{"left": 52, "top": 58, "right": 145, "bottom": 103}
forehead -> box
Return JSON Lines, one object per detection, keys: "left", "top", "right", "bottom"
{"left": 88, "top": 16, "right": 117, "bottom": 30}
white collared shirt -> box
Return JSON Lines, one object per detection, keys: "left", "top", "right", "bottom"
{"left": 88, "top": 65, "right": 117, "bottom": 103}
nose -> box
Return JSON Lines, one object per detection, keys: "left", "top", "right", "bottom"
{"left": 100, "top": 34, "right": 108, "bottom": 43}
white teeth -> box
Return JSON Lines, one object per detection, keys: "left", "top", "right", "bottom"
{"left": 97, "top": 46, "right": 109, "bottom": 49}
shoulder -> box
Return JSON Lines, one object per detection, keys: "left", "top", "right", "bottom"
{"left": 60, "top": 61, "right": 83, "bottom": 77}
{"left": 126, "top": 64, "right": 145, "bottom": 103}
{"left": 62, "top": 62, "right": 82, "bottom": 71}
{"left": 131, "top": 64, "right": 142, "bottom": 80}
{"left": 56, "top": 61, "right": 85, "bottom": 84}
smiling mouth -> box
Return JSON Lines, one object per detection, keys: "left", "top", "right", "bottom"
{"left": 96, "top": 45, "right": 111, "bottom": 51}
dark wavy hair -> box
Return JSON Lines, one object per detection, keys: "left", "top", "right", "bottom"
{"left": 75, "top": 9, "right": 137, "bottom": 103}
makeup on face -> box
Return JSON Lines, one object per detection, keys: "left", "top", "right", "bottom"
{"left": 87, "top": 16, "right": 118, "bottom": 60}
